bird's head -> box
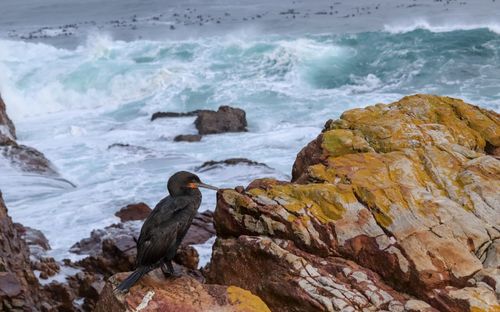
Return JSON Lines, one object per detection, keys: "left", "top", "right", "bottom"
{"left": 167, "top": 171, "right": 218, "bottom": 196}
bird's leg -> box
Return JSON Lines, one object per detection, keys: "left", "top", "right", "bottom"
{"left": 160, "top": 260, "right": 180, "bottom": 278}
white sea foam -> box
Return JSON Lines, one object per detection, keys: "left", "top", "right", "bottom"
{"left": 384, "top": 19, "right": 500, "bottom": 34}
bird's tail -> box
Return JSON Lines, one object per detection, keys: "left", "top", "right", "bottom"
{"left": 115, "top": 266, "right": 150, "bottom": 293}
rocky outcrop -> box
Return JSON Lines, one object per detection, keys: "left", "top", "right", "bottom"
{"left": 114, "top": 203, "right": 152, "bottom": 222}
{"left": 207, "top": 95, "right": 500, "bottom": 312}
{"left": 0, "top": 192, "right": 44, "bottom": 311}
{"left": 0, "top": 96, "right": 58, "bottom": 175}
{"left": 0, "top": 95, "right": 16, "bottom": 141}
{"left": 96, "top": 270, "right": 270, "bottom": 312}
{"left": 195, "top": 106, "right": 247, "bottom": 135}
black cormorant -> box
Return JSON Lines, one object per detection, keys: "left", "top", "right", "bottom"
{"left": 115, "top": 171, "right": 218, "bottom": 292}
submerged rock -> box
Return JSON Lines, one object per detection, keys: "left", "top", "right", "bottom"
{"left": 207, "top": 95, "right": 500, "bottom": 312}
{"left": 173, "top": 134, "right": 202, "bottom": 142}
{"left": 196, "top": 158, "right": 269, "bottom": 172}
{"left": 195, "top": 106, "right": 247, "bottom": 135}
{"left": 96, "top": 270, "right": 270, "bottom": 312}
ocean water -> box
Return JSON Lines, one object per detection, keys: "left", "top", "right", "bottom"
{"left": 1, "top": 0, "right": 499, "bottom": 265}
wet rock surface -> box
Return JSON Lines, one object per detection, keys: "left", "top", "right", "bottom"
{"left": 0, "top": 96, "right": 59, "bottom": 175}
{"left": 96, "top": 270, "right": 270, "bottom": 312}
{"left": 195, "top": 106, "right": 247, "bottom": 135}
{"left": 207, "top": 95, "right": 500, "bottom": 312}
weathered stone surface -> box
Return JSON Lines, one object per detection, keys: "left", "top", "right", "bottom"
{"left": 115, "top": 202, "right": 152, "bottom": 222}
{"left": 208, "top": 95, "right": 500, "bottom": 312}
{"left": 174, "top": 134, "right": 202, "bottom": 142}
{"left": 0, "top": 94, "right": 16, "bottom": 140}
{"left": 0, "top": 192, "right": 43, "bottom": 310}
{"left": 195, "top": 106, "right": 247, "bottom": 135}
{"left": 96, "top": 270, "right": 270, "bottom": 312}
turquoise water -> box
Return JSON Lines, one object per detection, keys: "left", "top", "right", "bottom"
{"left": 0, "top": 27, "right": 499, "bottom": 262}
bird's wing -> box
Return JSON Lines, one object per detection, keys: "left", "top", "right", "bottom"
{"left": 135, "top": 196, "right": 190, "bottom": 266}
{"left": 135, "top": 224, "right": 179, "bottom": 266}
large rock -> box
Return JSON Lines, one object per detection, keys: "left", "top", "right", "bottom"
{"left": 195, "top": 106, "right": 247, "bottom": 135}
{"left": 96, "top": 269, "right": 270, "bottom": 312}
{"left": 207, "top": 95, "right": 500, "bottom": 312}
{"left": 0, "top": 94, "right": 16, "bottom": 140}
{"left": 0, "top": 192, "right": 43, "bottom": 311}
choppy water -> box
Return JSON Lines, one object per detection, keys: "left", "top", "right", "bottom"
{"left": 1, "top": 2, "right": 500, "bottom": 265}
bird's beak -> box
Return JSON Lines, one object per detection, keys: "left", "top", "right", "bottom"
{"left": 196, "top": 182, "right": 219, "bottom": 191}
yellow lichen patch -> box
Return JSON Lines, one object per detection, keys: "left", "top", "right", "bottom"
{"left": 470, "top": 306, "right": 500, "bottom": 312}
{"left": 266, "top": 184, "right": 350, "bottom": 222}
{"left": 321, "top": 129, "right": 373, "bottom": 157}
{"left": 326, "top": 94, "right": 499, "bottom": 154}
{"left": 227, "top": 286, "right": 271, "bottom": 312}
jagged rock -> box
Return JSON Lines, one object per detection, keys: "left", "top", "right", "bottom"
{"left": 0, "top": 192, "right": 44, "bottom": 310}
{"left": 196, "top": 158, "right": 269, "bottom": 172}
{"left": 0, "top": 96, "right": 58, "bottom": 175}
{"left": 0, "top": 94, "right": 16, "bottom": 140}
{"left": 173, "top": 134, "right": 202, "bottom": 142}
{"left": 0, "top": 143, "right": 58, "bottom": 175}
{"left": 207, "top": 95, "right": 500, "bottom": 312}
{"left": 115, "top": 203, "right": 152, "bottom": 222}
{"left": 151, "top": 109, "right": 209, "bottom": 121}
{"left": 95, "top": 270, "right": 270, "bottom": 312}
{"left": 195, "top": 106, "right": 247, "bottom": 135}
{"left": 14, "top": 223, "right": 51, "bottom": 257}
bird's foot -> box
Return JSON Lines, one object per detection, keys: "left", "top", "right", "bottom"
{"left": 161, "top": 261, "right": 181, "bottom": 278}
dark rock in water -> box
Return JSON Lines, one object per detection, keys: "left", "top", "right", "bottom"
{"left": 107, "top": 143, "right": 149, "bottom": 153}
{"left": 174, "top": 134, "right": 202, "bottom": 142}
{"left": 195, "top": 106, "right": 247, "bottom": 135}
{"left": 0, "top": 143, "right": 58, "bottom": 175}
{"left": 0, "top": 94, "right": 16, "bottom": 140}
{"left": 0, "top": 96, "right": 58, "bottom": 176}
{"left": 115, "top": 202, "right": 152, "bottom": 222}
{"left": 197, "top": 158, "right": 269, "bottom": 172}
{"left": 151, "top": 109, "right": 209, "bottom": 121}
